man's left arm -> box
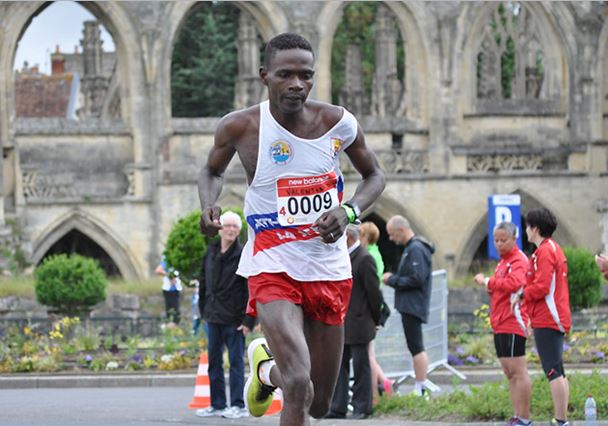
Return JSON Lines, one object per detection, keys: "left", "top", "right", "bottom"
{"left": 314, "top": 123, "right": 385, "bottom": 242}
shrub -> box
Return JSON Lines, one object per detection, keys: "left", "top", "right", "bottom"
{"left": 164, "top": 210, "right": 206, "bottom": 282}
{"left": 164, "top": 207, "right": 246, "bottom": 281}
{"left": 35, "top": 254, "right": 107, "bottom": 315}
{"left": 564, "top": 246, "right": 603, "bottom": 310}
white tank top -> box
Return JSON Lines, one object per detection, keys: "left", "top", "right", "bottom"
{"left": 236, "top": 100, "right": 358, "bottom": 281}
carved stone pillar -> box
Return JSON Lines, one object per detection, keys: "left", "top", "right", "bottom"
{"left": 79, "top": 21, "right": 108, "bottom": 117}
{"left": 371, "top": 4, "right": 403, "bottom": 117}
{"left": 234, "top": 12, "right": 262, "bottom": 110}
{"left": 339, "top": 44, "right": 366, "bottom": 115}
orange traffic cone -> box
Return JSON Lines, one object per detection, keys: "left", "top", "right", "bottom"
{"left": 188, "top": 352, "right": 210, "bottom": 409}
{"left": 265, "top": 388, "right": 283, "bottom": 415}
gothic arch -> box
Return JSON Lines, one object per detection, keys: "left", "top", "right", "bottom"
{"left": 31, "top": 209, "right": 142, "bottom": 280}
{"left": 454, "top": 1, "right": 571, "bottom": 116}
{"left": 366, "top": 193, "right": 431, "bottom": 240}
{"left": 159, "top": 1, "right": 288, "bottom": 122}
{"left": 455, "top": 188, "right": 577, "bottom": 275}
{"left": 0, "top": 1, "right": 141, "bottom": 128}
{"left": 315, "top": 1, "right": 434, "bottom": 125}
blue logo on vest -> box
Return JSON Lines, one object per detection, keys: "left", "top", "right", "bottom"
{"left": 269, "top": 140, "right": 293, "bottom": 165}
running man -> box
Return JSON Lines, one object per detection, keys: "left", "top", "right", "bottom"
{"left": 198, "top": 33, "right": 385, "bottom": 425}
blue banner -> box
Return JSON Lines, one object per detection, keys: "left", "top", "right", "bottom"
{"left": 487, "top": 194, "right": 522, "bottom": 260}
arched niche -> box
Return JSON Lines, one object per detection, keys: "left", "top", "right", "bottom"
{"left": 1, "top": 1, "right": 138, "bottom": 126}
{"left": 315, "top": 1, "right": 432, "bottom": 125}
{"left": 32, "top": 210, "right": 142, "bottom": 280}
{"left": 455, "top": 1, "right": 570, "bottom": 116}
{"left": 159, "top": 1, "right": 287, "bottom": 122}
{"left": 455, "top": 188, "right": 577, "bottom": 276}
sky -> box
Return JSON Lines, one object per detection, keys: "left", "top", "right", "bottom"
{"left": 14, "top": 1, "right": 115, "bottom": 74}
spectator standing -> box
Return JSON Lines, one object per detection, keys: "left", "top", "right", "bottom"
{"left": 512, "top": 208, "right": 571, "bottom": 426}
{"left": 327, "top": 225, "right": 383, "bottom": 420}
{"left": 360, "top": 221, "right": 394, "bottom": 400}
{"left": 191, "top": 280, "right": 201, "bottom": 335}
{"left": 195, "top": 211, "right": 254, "bottom": 419}
{"left": 382, "top": 215, "right": 434, "bottom": 398}
{"left": 474, "top": 221, "right": 532, "bottom": 426}
{"left": 155, "top": 258, "right": 182, "bottom": 324}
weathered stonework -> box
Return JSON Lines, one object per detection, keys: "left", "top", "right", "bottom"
{"left": 0, "top": 1, "right": 606, "bottom": 281}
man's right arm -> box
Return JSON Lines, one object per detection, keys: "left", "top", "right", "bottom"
{"left": 198, "top": 113, "right": 243, "bottom": 237}
{"left": 386, "top": 246, "right": 429, "bottom": 290}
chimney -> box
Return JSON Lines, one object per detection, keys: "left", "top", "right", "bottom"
{"left": 51, "top": 45, "right": 65, "bottom": 75}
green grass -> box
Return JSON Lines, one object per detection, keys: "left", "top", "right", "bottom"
{"left": 374, "top": 371, "right": 608, "bottom": 421}
{"left": 0, "top": 276, "right": 170, "bottom": 299}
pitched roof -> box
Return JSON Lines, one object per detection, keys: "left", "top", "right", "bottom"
{"left": 15, "top": 72, "right": 74, "bottom": 118}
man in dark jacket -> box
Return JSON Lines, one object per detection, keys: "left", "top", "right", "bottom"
{"left": 383, "top": 215, "right": 435, "bottom": 398}
{"left": 196, "top": 211, "right": 255, "bottom": 419}
{"left": 327, "top": 225, "right": 383, "bottom": 420}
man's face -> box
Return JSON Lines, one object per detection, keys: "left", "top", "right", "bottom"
{"left": 386, "top": 223, "right": 405, "bottom": 245}
{"left": 219, "top": 219, "right": 240, "bottom": 244}
{"left": 260, "top": 48, "right": 315, "bottom": 114}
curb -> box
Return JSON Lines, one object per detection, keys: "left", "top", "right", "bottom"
{"left": 1, "top": 366, "right": 606, "bottom": 389}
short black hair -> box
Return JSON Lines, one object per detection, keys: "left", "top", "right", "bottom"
{"left": 525, "top": 208, "right": 557, "bottom": 238}
{"left": 263, "top": 33, "right": 314, "bottom": 68}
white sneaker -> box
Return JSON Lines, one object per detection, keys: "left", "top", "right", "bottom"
{"left": 222, "top": 406, "right": 250, "bottom": 419}
{"left": 195, "top": 406, "right": 225, "bottom": 417}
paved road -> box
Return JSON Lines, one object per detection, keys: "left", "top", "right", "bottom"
{"left": 0, "top": 386, "right": 448, "bottom": 426}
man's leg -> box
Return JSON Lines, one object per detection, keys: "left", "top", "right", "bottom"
{"left": 303, "top": 316, "right": 345, "bottom": 418}
{"left": 207, "top": 323, "right": 227, "bottom": 410}
{"left": 401, "top": 313, "right": 428, "bottom": 389}
{"left": 328, "top": 345, "right": 350, "bottom": 417}
{"left": 534, "top": 328, "right": 568, "bottom": 422}
{"left": 225, "top": 325, "right": 245, "bottom": 408}
{"left": 256, "top": 300, "right": 313, "bottom": 425}
{"left": 350, "top": 343, "right": 373, "bottom": 416}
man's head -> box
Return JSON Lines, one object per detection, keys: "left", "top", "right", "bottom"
{"left": 260, "top": 33, "right": 315, "bottom": 114}
{"left": 218, "top": 211, "right": 242, "bottom": 245}
{"left": 345, "top": 224, "right": 360, "bottom": 249}
{"left": 386, "top": 215, "right": 414, "bottom": 246}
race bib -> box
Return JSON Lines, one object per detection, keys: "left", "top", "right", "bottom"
{"left": 276, "top": 172, "right": 339, "bottom": 226}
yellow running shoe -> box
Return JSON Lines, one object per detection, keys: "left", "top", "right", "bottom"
{"left": 244, "top": 337, "right": 277, "bottom": 417}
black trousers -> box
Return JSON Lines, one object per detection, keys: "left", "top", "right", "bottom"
{"left": 330, "top": 343, "right": 372, "bottom": 416}
{"left": 163, "top": 290, "right": 181, "bottom": 324}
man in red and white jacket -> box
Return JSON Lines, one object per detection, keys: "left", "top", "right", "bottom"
{"left": 513, "top": 208, "right": 571, "bottom": 426}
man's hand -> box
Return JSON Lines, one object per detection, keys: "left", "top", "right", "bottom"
{"left": 473, "top": 273, "right": 486, "bottom": 286}
{"left": 200, "top": 207, "right": 222, "bottom": 237}
{"left": 313, "top": 207, "right": 349, "bottom": 243}
{"left": 596, "top": 254, "right": 608, "bottom": 280}
{"left": 237, "top": 324, "right": 251, "bottom": 336}
{"left": 382, "top": 272, "right": 393, "bottom": 285}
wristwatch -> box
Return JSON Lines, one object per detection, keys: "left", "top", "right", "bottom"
{"left": 343, "top": 200, "right": 361, "bottom": 220}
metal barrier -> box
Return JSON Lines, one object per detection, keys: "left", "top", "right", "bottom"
{"left": 375, "top": 269, "right": 465, "bottom": 390}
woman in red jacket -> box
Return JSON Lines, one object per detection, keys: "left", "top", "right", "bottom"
{"left": 514, "top": 208, "right": 571, "bottom": 426}
{"left": 475, "top": 221, "right": 531, "bottom": 426}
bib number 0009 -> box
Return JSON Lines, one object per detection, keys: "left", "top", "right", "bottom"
{"left": 276, "top": 172, "right": 339, "bottom": 226}
{"left": 281, "top": 192, "right": 333, "bottom": 217}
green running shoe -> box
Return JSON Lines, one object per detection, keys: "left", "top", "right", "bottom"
{"left": 244, "top": 337, "right": 277, "bottom": 417}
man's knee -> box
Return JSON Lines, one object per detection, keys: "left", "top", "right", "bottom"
{"left": 545, "top": 363, "right": 565, "bottom": 382}
{"left": 309, "top": 398, "right": 331, "bottom": 419}
{"left": 282, "top": 373, "right": 314, "bottom": 404}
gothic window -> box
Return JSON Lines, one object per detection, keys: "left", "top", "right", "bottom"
{"left": 476, "top": 2, "right": 544, "bottom": 101}
{"left": 13, "top": 2, "right": 119, "bottom": 120}
{"left": 331, "top": 2, "right": 405, "bottom": 117}
{"left": 171, "top": 3, "right": 263, "bottom": 117}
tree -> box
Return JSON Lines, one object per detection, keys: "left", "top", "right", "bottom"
{"left": 564, "top": 246, "right": 603, "bottom": 310}
{"left": 171, "top": 3, "right": 240, "bottom": 117}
